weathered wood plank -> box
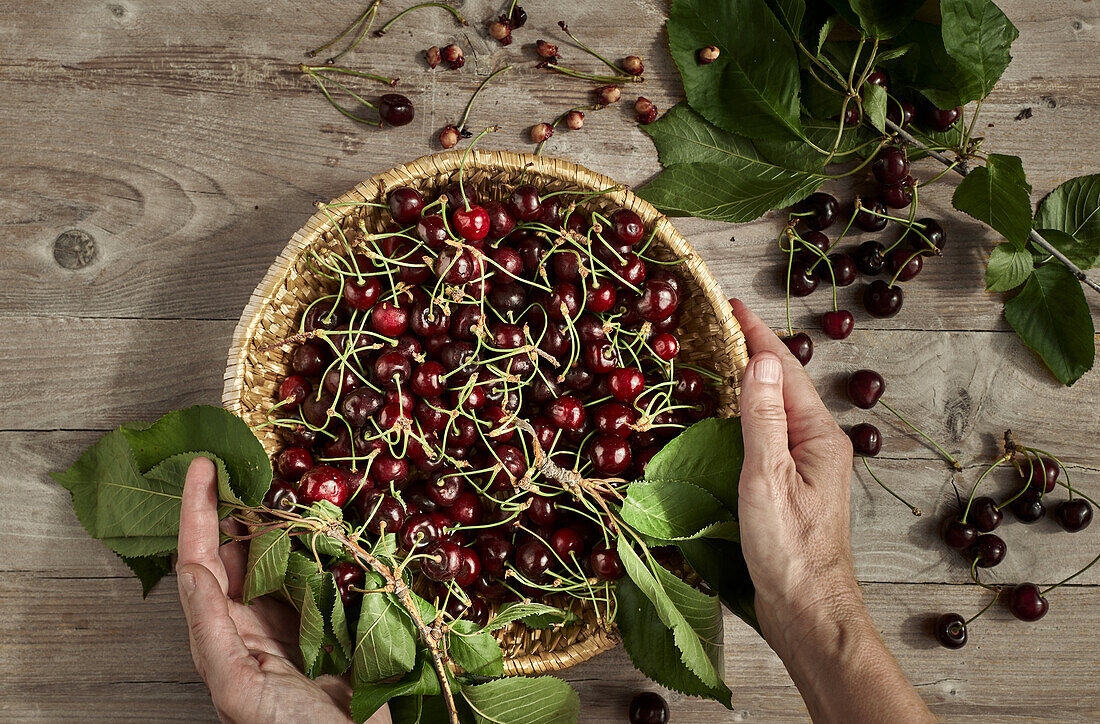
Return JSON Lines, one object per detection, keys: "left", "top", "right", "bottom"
{"left": 2, "top": 573, "right": 1098, "bottom": 722}
{"left": 0, "top": 1, "right": 1098, "bottom": 325}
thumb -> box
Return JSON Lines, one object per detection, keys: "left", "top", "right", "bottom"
{"left": 177, "top": 562, "right": 256, "bottom": 689}
{"left": 739, "top": 352, "right": 792, "bottom": 482}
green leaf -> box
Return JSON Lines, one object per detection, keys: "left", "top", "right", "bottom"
{"left": 327, "top": 573, "right": 354, "bottom": 664}
{"left": 985, "top": 243, "right": 1034, "bottom": 292}
{"left": 642, "top": 418, "right": 744, "bottom": 511}
{"left": 891, "top": 21, "right": 985, "bottom": 109}
{"left": 1035, "top": 173, "right": 1100, "bottom": 267}
{"left": 447, "top": 619, "right": 504, "bottom": 677}
{"left": 1004, "top": 263, "right": 1095, "bottom": 385}
{"left": 847, "top": 0, "right": 923, "bottom": 38}
{"left": 118, "top": 554, "right": 173, "bottom": 597}
{"left": 813, "top": 12, "right": 836, "bottom": 53}
{"left": 638, "top": 162, "right": 823, "bottom": 224}
{"left": 300, "top": 576, "right": 326, "bottom": 674}
{"left": 283, "top": 551, "right": 323, "bottom": 612}
{"left": 1034, "top": 228, "right": 1099, "bottom": 269}
{"left": 483, "top": 602, "right": 571, "bottom": 633}
{"left": 617, "top": 539, "right": 725, "bottom": 690}
{"left": 121, "top": 405, "right": 272, "bottom": 506}
{"left": 764, "top": 0, "right": 804, "bottom": 34}
{"left": 754, "top": 116, "right": 874, "bottom": 173}
{"left": 352, "top": 573, "right": 418, "bottom": 685}
{"left": 863, "top": 82, "right": 888, "bottom": 132}
{"left": 951, "top": 154, "right": 1033, "bottom": 246}
{"left": 350, "top": 651, "right": 442, "bottom": 724}
{"left": 621, "top": 479, "right": 738, "bottom": 541}
{"left": 463, "top": 676, "right": 580, "bottom": 724}
{"left": 243, "top": 527, "right": 292, "bottom": 603}
{"left": 616, "top": 576, "right": 733, "bottom": 706}
{"left": 677, "top": 538, "right": 759, "bottom": 631}
{"left": 668, "top": 0, "right": 803, "bottom": 141}
{"left": 941, "top": 0, "right": 1018, "bottom": 98}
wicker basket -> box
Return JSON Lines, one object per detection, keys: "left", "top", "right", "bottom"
{"left": 221, "top": 149, "right": 748, "bottom": 676}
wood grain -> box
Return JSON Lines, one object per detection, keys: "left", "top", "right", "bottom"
{"left": 2, "top": 0, "right": 1100, "bottom": 720}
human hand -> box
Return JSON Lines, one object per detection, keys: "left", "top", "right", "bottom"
{"left": 176, "top": 457, "right": 390, "bottom": 724}
{"left": 729, "top": 300, "right": 861, "bottom": 652}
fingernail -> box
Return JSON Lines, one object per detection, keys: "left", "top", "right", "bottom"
{"left": 180, "top": 571, "right": 196, "bottom": 596}
{"left": 754, "top": 355, "right": 782, "bottom": 384}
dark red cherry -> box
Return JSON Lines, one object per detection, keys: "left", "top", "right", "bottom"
{"left": 821, "top": 309, "right": 854, "bottom": 340}
{"left": 585, "top": 340, "right": 619, "bottom": 374}
{"left": 863, "top": 279, "right": 904, "bottom": 318}
{"left": 636, "top": 280, "right": 679, "bottom": 321}
{"left": 362, "top": 492, "right": 407, "bottom": 535}
{"left": 971, "top": 533, "right": 1006, "bottom": 567}
{"left": 550, "top": 527, "right": 584, "bottom": 559}
{"left": 330, "top": 561, "right": 365, "bottom": 605}
{"left": 866, "top": 69, "right": 888, "bottom": 88}
{"left": 372, "top": 301, "right": 410, "bottom": 337}
{"left": 379, "top": 93, "right": 414, "bottom": 126}
{"left": 970, "top": 497, "right": 1003, "bottom": 532}
{"left": 793, "top": 192, "right": 839, "bottom": 231}
{"left": 942, "top": 519, "right": 978, "bottom": 549}
{"left": 934, "top": 612, "right": 967, "bottom": 649}
{"left": 887, "top": 249, "right": 922, "bottom": 281}
{"left": 516, "top": 540, "right": 553, "bottom": 582}
{"left": 787, "top": 263, "right": 818, "bottom": 297}
{"left": 925, "top": 105, "right": 961, "bottom": 132}
{"left": 589, "top": 544, "right": 625, "bottom": 580}
{"left": 546, "top": 282, "right": 581, "bottom": 320}
{"left": 629, "top": 692, "right": 669, "bottom": 724}
{"left": 263, "top": 479, "right": 300, "bottom": 511}
{"left": 820, "top": 253, "right": 857, "bottom": 287}
{"left": 410, "top": 299, "right": 451, "bottom": 337}
{"left": 847, "top": 423, "right": 881, "bottom": 456}
{"left": 548, "top": 394, "right": 586, "bottom": 431}
{"left": 299, "top": 465, "right": 350, "bottom": 508}
{"left": 652, "top": 332, "right": 680, "bottom": 360}
{"left": 872, "top": 147, "right": 910, "bottom": 186}
{"left": 1011, "top": 489, "right": 1046, "bottom": 524}
{"left": 478, "top": 535, "right": 513, "bottom": 575}
{"left": 1020, "top": 455, "right": 1059, "bottom": 493}
{"left": 411, "top": 361, "right": 446, "bottom": 397}
{"left": 847, "top": 369, "right": 885, "bottom": 409}
{"left": 594, "top": 402, "right": 636, "bottom": 438}
{"left": 611, "top": 208, "right": 645, "bottom": 245}
{"left": 854, "top": 240, "right": 886, "bottom": 276}
{"left": 882, "top": 180, "right": 913, "bottom": 209}
{"left": 886, "top": 98, "right": 915, "bottom": 128}
{"left": 455, "top": 547, "right": 482, "bottom": 588}
{"left": 1055, "top": 499, "right": 1093, "bottom": 532}
{"left": 586, "top": 282, "right": 617, "bottom": 313}
{"left": 422, "top": 540, "right": 464, "bottom": 582}
{"left": 608, "top": 367, "right": 645, "bottom": 402}
{"left": 526, "top": 495, "right": 558, "bottom": 527}
{"left": 291, "top": 342, "right": 326, "bottom": 376}
{"left": 911, "top": 218, "right": 947, "bottom": 254}
{"left": 416, "top": 214, "right": 450, "bottom": 249}
{"left": 589, "top": 435, "right": 632, "bottom": 476}
{"left": 1008, "top": 583, "right": 1048, "bottom": 622}
{"left": 279, "top": 375, "right": 311, "bottom": 407}
{"left": 673, "top": 369, "right": 705, "bottom": 402}
{"left": 342, "top": 276, "right": 382, "bottom": 311}
{"left": 388, "top": 187, "right": 425, "bottom": 224}
{"left": 374, "top": 350, "right": 411, "bottom": 390}
{"left": 427, "top": 472, "right": 465, "bottom": 507}
{"left": 401, "top": 513, "right": 443, "bottom": 551}
{"left": 452, "top": 205, "right": 490, "bottom": 242}
{"left": 509, "top": 184, "right": 543, "bottom": 221}
{"left": 277, "top": 446, "right": 313, "bottom": 480}
{"left": 854, "top": 198, "right": 889, "bottom": 232}
{"left": 783, "top": 333, "right": 813, "bottom": 366}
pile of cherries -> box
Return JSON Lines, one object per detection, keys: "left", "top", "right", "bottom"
{"left": 934, "top": 445, "right": 1096, "bottom": 648}
{"left": 262, "top": 174, "right": 712, "bottom": 625}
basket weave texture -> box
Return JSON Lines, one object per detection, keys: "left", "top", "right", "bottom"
{"left": 221, "top": 149, "right": 749, "bottom": 676}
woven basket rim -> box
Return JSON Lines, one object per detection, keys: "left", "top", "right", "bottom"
{"left": 221, "top": 148, "right": 748, "bottom": 676}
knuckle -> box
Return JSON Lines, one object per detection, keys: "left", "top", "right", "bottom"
{"left": 743, "top": 396, "right": 786, "bottom": 424}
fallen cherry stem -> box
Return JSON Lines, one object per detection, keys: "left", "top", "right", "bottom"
{"left": 877, "top": 400, "right": 963, "bottom": 471}
{"left": 1041, "top": 549, "right": 1100, "bottom": 596}
{"left": 375, "top": 2, "right": 467, "bottom": 35}
{"left": 861, "top": 456, "right": 921, "bottom": 516}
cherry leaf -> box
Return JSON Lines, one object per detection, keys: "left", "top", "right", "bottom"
{"left": 243, "top": 527, "right": 291, "bottom": 602}
{"left": 1034, "top": 173, "right": 1100, "bottom": 267}
{"left": 621, "top": 479, "right": 739, "bottom": 542}
{"left": 447, "top": 619, "right": 504, "bottom": 677}
{"left": 985, "top": 243, "right": 1034, "bottom": 292}
{"left": 350, "top": 653, "right": 442, "bottom": 724}
{"left": 352, "top": 573, "right": 417, "bottom": 685}
{"left": 642, "top": 417, "right": 744, "bottom": 511}
{"left": 462, "top": 676, "right": 579, "bottom": 724}
{"left": 483, "top": 602, "right": 572, "bottom": 633}
{"left": 1004, "top": 263, "right": 1095, "bottom": 386}
{"left": 952, "top": 154, "right": 1033, "bottom": 246}
{"left": 940, "top": 0, "right": 1018, "bottom": 99}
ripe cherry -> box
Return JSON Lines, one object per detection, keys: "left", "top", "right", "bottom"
{"left": 526, "top": 495, "right": 558, "bottom": 526}
{"left": 455, "top": 547, "right": 482, "bottom": 588}
{"left": 279, "top": 375, "right": 311, "bottom": 407}
{"left": 589, "top": 544, "right": 625, "bottom": 580}
{"left": 822, "top": 309, "right": 854, "bottom": 340}
{"left": 1011, "top": 489, "right": 1046, "bottom": 524}
{"left": 942, "top": 519, "right": 978, "bottom": 549}
{"left": 864, "top": 279, "right": 904, "bottom": 318}
{"left": 608, "top": 367, "right": 645, "bottom": 402}
{"left": 1055, "top": 499, "right": 1093, "bottom": 532}
{"left": 594, "top": 401, "right": 636, "bottom": 438}
{"left": 589, "top": 435, "right": 632, "bottom": 476}
{"left": 401, "top": 513, "right": 442, "bottom": 551}
{"left": 652, "top": 333, "right": 679, "bottom": 360}
{"left": 887, "top": 98, "right": 916, "bottom": 128}
{"left": 882, "top": 180, "right": 914, "bottom": 209}
{"left": 422, "top": 540, "right": 464, "bottom": 582}
{"left": 547, "top": 282, "right": 581, "bottom": 320}
{"left": 292, "top": 342, "right": 326, "bottom": 375}
{"left": 793, "top": 192, "right": 839, "bottom": 231}
{"left": 783, "top": 333, "right": 813, "bottom": 366}
{"left": 848, "top": 423, "right": 881, "bottom": 457}
{"left": 277, "top": 446, "right": 313, "bottom": 480}
{"left": 388, "top": 187, "right": 424, "bottom": 224}
{"left": 854, "top": 240, "right": 886, "bottom": 276}
{"left": 342, "top": 276, "right": 382, "bottom": 311}
{"left": 970, "top": 497, "right": 1003, "bottom": 532}
{"left": 548, "top": 394, "right": 586, "bottom": 431}
{"left": 379, "top": 93, "right": 414, "bottom": 126}
{"left": 585, "top": 282, "right": 617, "bottom": 313}
{"left": 411, "top": 361, "right": 445, "bottom": 397}
{"left": 330, "top": 561, "right": 365, "bottom": 605}
{"left": 854, "top": 198, "right": 889, "bottom": 232}
{"left": 452, "top": 206, "right": 490, "bottom": 243}
{"left": 673, "top": 369, "right": 705, "bottom": 402}
{"left": 1021, "top": 455, "right": 1059, "bottom": 493}
{"left": 847, "top": 369, "right": 885, "bottom": 409}
{"left": 611, "top": 208, "right": 645, "bottom": 245}
{"left": 872, "top": 147, "right": 910, "bottom": 186}
{"left": 1008, "top": 583, "right": 1048, "bottom": 622}
{"left": 372, "top": 301, "right": 409, "bottom": 337}
{"left": 585, "top": 340, "right": 620, "bottom": 374}
{"left": 788, "top": 262, "right": 818, "bottom": 297}
{"left": 821, "top": 253, "right": 858, "bottom": 286}
{"left": 299, "top": 465, "right": 350, "bottom": 508}
{"left": 374, "top": 350, "right": 411, "bottom": 390}
{"left": 550, "top": 527, "right": 584, "bottom": 559}
{"left": 971, "top": 533, "right": 1006, "bottom": 568}
{"left": 263, "top": 479, "right": 299, "bottom": 511}
{"left": 509, "top": 184, "right": 543, "bottom": 221}
{"left": 628, "top": 692, "right": 669, "bottom": 724}
{"left": 925, "top": 105, "right": 961, "bottom": 132}
{"left": 934, "top": 612, "right": 967, "bottom": 649}
{"left": 636, "top": 280, "right": 679, "bottom": 321}
{"left": 911, "top": 218, "right": 947, "bottom": 254}
{"left": 516, "top": 540, "right": 553, "bottom": 582}
{"left": 478, "top": 535, "right": 513, "bottom": 575}
{"left": 887, "top": 249, "right": 922, "bottom": 281}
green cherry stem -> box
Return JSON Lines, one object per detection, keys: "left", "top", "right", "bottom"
{"left": 861, "top": 456, "right": 921, "bottom": 516}
{"left": 876, "top": 400, "right": 963, "bottom": 471}
{"left": 1042, "top": 550, "right": 1100, "bottom": 596}
{"left": 960, "top": 454, "right": 1011, "bottom": 523}
{"left": 374, "top": 2, "right": 468, "bottom": 36}
{"left": 555, "top": 20, "right": 628, "bottom": 75}
{"left": 457, "top": 65, "right": 512, "bottom": 132}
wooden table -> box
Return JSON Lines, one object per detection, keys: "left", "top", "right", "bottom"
{"left": 3, "top": 1, "right": 1100, "bottom": 721}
